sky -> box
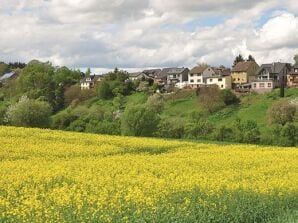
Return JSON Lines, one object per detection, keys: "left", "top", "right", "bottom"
{"left": 0, "top": 0, "right": 298, "bottom": 74}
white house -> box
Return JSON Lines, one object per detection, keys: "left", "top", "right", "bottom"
{"left": 251, "top": 80, "right": 274, "bottom": 93}
{"left": 206, "top": 76, "right": 232, "bottom": 89}
{"left": 80, "top": 75, "right": 101, "bottom": 90}
{"left": 188, "top": 66, "right": 216, "bottom": 88}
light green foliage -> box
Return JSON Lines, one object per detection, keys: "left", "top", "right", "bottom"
{"left": 121, "top": 104, "right": 159, "bottom": 136}
{"left": 5, "top": 96, "right": 52, "bottom": 128}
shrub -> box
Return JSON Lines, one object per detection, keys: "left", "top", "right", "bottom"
{"left": 97, "top": 81, "right": 113, "bottom": 99}
{"left": 51, "top": 110, "right": 77, "bottom": 130}
{"left": 184, "top": 120, "right": 214, "bottom": 139}
{"left": 147, "top": 94, "right": 165, "bottom": 113}
{"left": 213, "top": 125, "right": 233, "bottom": 141}
{"left": 121, "top": 104, "right": 159, "bottom": 137}
{"left": 267, "top": 100, "right": 296, "bottom": 125}
{"left": 5, "top": 96, "right": 52, "bottom": 128}
{"left": 198, "top": 86, "right": 225, "bottom": 113}
{"left": 155, "top": 118, "right": 185, "bottom": 139}
{"left": 220, "top": 89, "right": 240, "bottom": 105}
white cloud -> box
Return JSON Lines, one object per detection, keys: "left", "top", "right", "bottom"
{"left": 0, "top": 0, "right": 297, "bottom": 69}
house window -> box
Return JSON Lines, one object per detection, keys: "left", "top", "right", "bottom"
{"left": 221, "top": 85, "right": 224, "bottom": 88}
{"left": 253, "top": 83, "right": 257, "bottom": 88}
{"left": 190, "top": 79, "right": 194, "bottom": 83}
{"left": 268, "top": 83, "right": 272, "bottom": 88}
{"left": 218, "top": 78, "right": 222, "bottom": 81}
{"left": 238, "top": 78, "right": 240, "bottom": 81}
{"left": 209, "top": 79, "right": 213, "bottom": 82}
{"left": 233, "top": 78, "right": 236, "bottom": 81}
{"left": 173, "top": 74, "right": 176, "bottom": 78}
{"left": 190, "top": 74, "right": 194, "bottom": 77}
{"left": 197, "top": 79, "right": 201, "bottom": 83}
{"left": 259, "top": 83, "right": 265, "bottom": 88}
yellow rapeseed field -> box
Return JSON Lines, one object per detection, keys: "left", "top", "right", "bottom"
{"left": 0, "top": 126, "right": 297, "bottom": 222}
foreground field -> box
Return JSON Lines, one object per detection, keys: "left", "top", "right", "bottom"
{"left": 0, "top": 127, "right": 297, "bottom": 222}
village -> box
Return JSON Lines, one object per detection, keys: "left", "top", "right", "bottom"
{"left": 80, "top": 59, "right": 298, "bottom": 94}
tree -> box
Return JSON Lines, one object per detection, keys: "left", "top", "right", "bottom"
{"left": 97, "top": 81, "right": 113, "bottom": 99}
{"left": 85, "top": 68, "right": 91, "bottom": 77}
{"left": 248, "top": 55, "right": 255, "bottom": 62}
{"left": 198, "top": 86, "right": 225, "bottom": 113}
{"left": 121, "top": 104, "right": 159, "bottom": 137}
{"left": 147, "top": 94, "right": 165, "bottom": 113}
{"left": 267, "top": 100, "right": 296, "bottom": 125}
{"left": 0, "top": 62, "right": 9, "bottom": 75}
{"left": 5, "top": 96, "right": 52, "bottom": 128}
{"left": 294, "top": 54, "right": 298, "bottom": 66}
{"left": 233, "top": 54, "right": 244, "bottom": 67}
{"left": 220, "top": 89, "right": 240, "bottom": 105}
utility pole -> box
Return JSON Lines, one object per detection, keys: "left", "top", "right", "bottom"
{"left": 280, "top": 74, "right": 284, "bottom": 98}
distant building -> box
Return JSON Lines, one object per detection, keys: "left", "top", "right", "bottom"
{"left": 80, "top": 75, "right": 101, "bottom": 90}
{"left": 206, "top": 75, "right": 232, "bottom": 90}
{"left": 128, "top": 72, "right": 150, "bottom": 81}
{"left": 166, "top": 68, "right": 189, "bottom": 85}
{"left": 188, "top": 66, "right": 216, "bottom": 88}
{"left": 252, "top": 62, "right": 292, "bottom": 93}
{"left": 287, "top": 65, "right": 298, "bottom": 88}
{"left": 231, "top": 61, "right": 259, "bottom": 88}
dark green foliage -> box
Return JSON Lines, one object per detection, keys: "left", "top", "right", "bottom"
{"left": 97, "top": 81, "right": 113, "bottom": 99}
{"left": 233, "top": 54, "right": 244, "bottom": 67}
{"left": 232, "top": 119, "right": 260, "bottom": 144}
{"left": 214, "top": 125, "right": 233, "bottom": 141}
{"left": 185, "top": 120, "right": 214, "bottom": 139}
{"left": 0, "top": 62, "right": 9, "bottom": 75}
{"left": 121, "top": 104, "right": 159, "bottom": 137}
{"left": 220, "top": 89, "right": 240, "bottom": 105}
{"left": 51, "top": 110, "right": 78, "bottom": 130}
{"left": 155, "top": 118, "right": 185, "bottom": 139}
{"left": 6, "top": 96, "right": 52, "bottom": 128}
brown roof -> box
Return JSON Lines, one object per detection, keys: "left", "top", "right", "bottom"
{"left": 190, "top": 66, "right": 207, "bottom": 74}
{"left": 232, "top": 61, "right": 255, "bottom": 72}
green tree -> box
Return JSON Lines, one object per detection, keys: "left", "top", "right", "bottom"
{"left": 233, "top": 54, "right": 244, "bottom": 67}
{"left": 97, "top": 81, "right": 113, "bottom": 99}
{"left": 247, "top": 55, "right": 255, "bottom": 62}
{"left": 220, "top": 89, "right": 240, "bottom": 105}
{"left": 267, "top": 100, "right": 296, "bottom": 125}
{"left": 0, "top": 62, "right": 9, "bottom": 75}
{"left": 85, "top": 68, "right": 91, "bottom": 77}
{"left": 121, "top": 104, "right": 159, "bottom": 136}
{"left": 5, "top": 96, "right": 52, "bottom": 128}
{"left": 294, "top": 54, "right": 298, "bottom": 66}
{"left": 198, "top": 86, "right": 225, "bottom": 113}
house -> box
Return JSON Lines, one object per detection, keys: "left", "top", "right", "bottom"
{"left": 166, "top": 68, "right": 189, "bottom": 85}
{"left": 188, "top": 66, "right": 216, "bottom": 88}
{"left": 252, "top": 62, "right": 292, "bottom": 93}
{"left": 231, "top": 61, "right": 259, "bottom": 88}
{"left": 142, "top": 69, "right": 161, "bottom": 79}
{"left": 0, "top": 72, "right": 17, "bottom": 83}
{"left": 287, "top": 65, "right": 298, "bottom": 88}
{"left": 154, "top": 68, "right": 172, "bottom": 86}
{"left": 206, "top": 75, "right": 232, "bottom": 90}
{"left": 128, "top": 72, "right": 150, "bottom": 81}
{"left": 80, "top": 75, "right": 101, "bottom": 90}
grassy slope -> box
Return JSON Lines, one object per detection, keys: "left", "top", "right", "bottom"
{"left": 54, "top": 88, "right": 298, "bottom": 134}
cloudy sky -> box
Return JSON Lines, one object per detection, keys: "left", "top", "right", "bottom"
{"left": 0, "top": 0, "right": 298, "bottom": 73}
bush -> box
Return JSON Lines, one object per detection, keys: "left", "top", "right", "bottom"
{"left": 147, "top": 94, "right": 165, "bottom": 113}
{"left": 121, "top": 104, "right": 159, "bottom": 137}
{"left": 5, "top": 96, "right": 52, "bottom": 128}
{"left": 51, "top": 110, "right": 77, "bottom": 130}
{"left": 184, "top": 120, "right": 214, "bottom": 140}
{"left": 198, "top": 86, "right": 225, "bottom": 113}
{"left": 232, "top": 119, "right": 260, "bottom": 144}
{"left": 267, "top": 100, "right": 296, "bottom": 125}
{"left": 155, "top": 118, "right": 185, "bottom": 139}
{"left": 213, "top": 125, "right": 233, "bottom": 141}
{"left": 97, "top": 81, "right": 113, "bottom": 99}
{"left": 220, "top": 89, "right": 240, "bottom": 105}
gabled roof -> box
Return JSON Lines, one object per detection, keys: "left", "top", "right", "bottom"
{"left": 158, "top": 68, "right": 173, "bottom": 78}
{"left": 80, "top": 75, "right": 100, "bottom": 83}
{"left": 142, "top": 69, "right": 161, "bottom": 77}
{"left": 256, "top": 62, "right": 291, "bottom": 75}
{"left": 232, "top": 61, "right": 256, "bottom": 72}
{"left": 0, "top": 72, "right": 16, "bottom": 82}
{"left": 190, "top": 66, "right": 207, "bottom": 74}
{"left": 167, "top": 68, "right": 189, "bottom": 74}
{"left": 129, "top": 72, "right": 144, "bottom": 78}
